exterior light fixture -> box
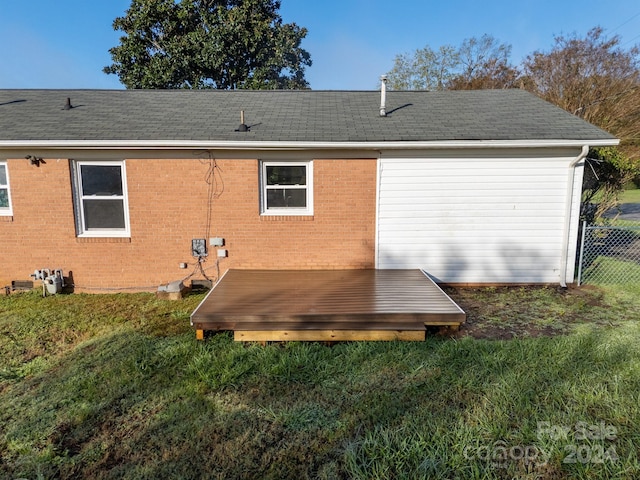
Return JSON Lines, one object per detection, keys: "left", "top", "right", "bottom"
{"left": 25, "top": 155, "right": 44, "bottom": 167}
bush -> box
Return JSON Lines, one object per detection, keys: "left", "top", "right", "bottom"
{"left": 582, "top": 147, "right": 640, "bottom": 221}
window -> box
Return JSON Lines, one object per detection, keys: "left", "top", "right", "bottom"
{"left": 0, "top": 162, "right": 12, "bottom": 216}
{"left": 260, "top": 161, "right": 313, "bottom": 215}
{"left": 73, "top": 161, "right": 130, "bottom": 237}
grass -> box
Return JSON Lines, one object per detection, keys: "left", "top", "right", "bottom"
{"left": 1, "top": 286, "right": 639, "bottom": 479}
{"left": 591, "top": 186, "right": 640, "bottom": 213}
{"left": 580, "top": 256, "right": 640, "bottom": 285}
{"left": 619, "top": 187, "right": 640, "bottom": 204}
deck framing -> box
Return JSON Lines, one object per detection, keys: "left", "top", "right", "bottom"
{"left": 233, "top": 330, "right": 426, "bottom": 342}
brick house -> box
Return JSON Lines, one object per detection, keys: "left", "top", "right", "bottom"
{"left": 0, "top": 89, "right": 617, "bottom": 292}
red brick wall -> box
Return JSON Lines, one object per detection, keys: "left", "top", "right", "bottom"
{"left": 0, "top": 156, "right": 377, "bottom": 291}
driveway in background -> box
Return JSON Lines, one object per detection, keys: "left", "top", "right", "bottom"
{"left": 604, "top": 203, "right": 640, "bottom": 221}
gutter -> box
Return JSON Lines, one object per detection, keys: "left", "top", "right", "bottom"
{"left": 0, "top": 139, "right": 619, "bottom": 151}
{"left": 559, "top": 145, "right": 590, "bottom": 287}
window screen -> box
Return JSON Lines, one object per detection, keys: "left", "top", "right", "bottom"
{"left": 261, "top": 162, "right": 312, "bottom": 214}
{"left": 74, "top": 161, "right": 129, "bottom": 236}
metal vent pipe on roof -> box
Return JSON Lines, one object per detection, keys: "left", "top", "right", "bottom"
{"left": 63, "top": 97, "right": 72, "bottom": 110}
{"left": 379, "top": 75, "right": 387, "bottom": 117}
{"left": 238, "top": 110, "right": 248, "bottom": 132}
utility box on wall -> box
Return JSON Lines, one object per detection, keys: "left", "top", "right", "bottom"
{"left": 191, "top": 239, "right": 207, "bottom": 257}
{"left": 210, "top": 237, "right": 225, "bottom": 247}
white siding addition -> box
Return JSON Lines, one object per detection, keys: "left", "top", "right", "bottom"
{"left": 376, "top": 149, "right": 585, "bottom": 284}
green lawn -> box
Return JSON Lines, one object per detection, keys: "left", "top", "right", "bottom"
{"left": 619, "top": 187, "right": 640, "bottom": 204}
{"left": 591, "top": 187, "right": 640, "bottom": 208}
{"left": 580, "top": 256, "right": 640, "bottom": 285}
{"left": 1, "top": 286, "right": 639, "bottom": 479}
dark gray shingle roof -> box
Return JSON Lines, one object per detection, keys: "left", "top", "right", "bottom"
{"left": 0, "top": 88, "right": 616, "bottom": 143}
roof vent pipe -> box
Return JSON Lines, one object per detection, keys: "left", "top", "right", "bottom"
{"left": 379, "top": 75, "right": 387, "bottom": 117}
{"left": 238, "top": 110, "right": 248, "bottom": 132}
{"left": 63, "top": 97, "right": 72, "bottom": 110}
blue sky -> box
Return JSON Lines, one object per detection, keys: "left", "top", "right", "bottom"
{"left": 0, "top": 0, "right": 638, "bottom": 90}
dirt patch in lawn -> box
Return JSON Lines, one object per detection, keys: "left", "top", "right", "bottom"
{"left": 443, "top": 284, "right": 610, "bottom": 340}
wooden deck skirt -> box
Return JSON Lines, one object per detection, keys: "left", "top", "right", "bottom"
{"left": 190, "top": 269, "right": 466, "bottom": 341}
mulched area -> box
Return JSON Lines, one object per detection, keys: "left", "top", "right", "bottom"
{"left": 443, "top": 284, "right": 610, "bottom": 340}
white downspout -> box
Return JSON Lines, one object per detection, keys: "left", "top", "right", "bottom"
{"left": 375, "top": 152, "right": 383, "bottom": 269}
{"left": 560, "top": 145, "right": 589, "bottom": 287}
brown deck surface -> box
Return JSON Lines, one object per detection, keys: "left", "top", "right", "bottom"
{"left": 191, "top": 269, "right": 465, "bottom": 340}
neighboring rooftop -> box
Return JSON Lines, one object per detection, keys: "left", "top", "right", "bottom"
{"left": 0, "top": 88, "right": 616, "bottom": 144}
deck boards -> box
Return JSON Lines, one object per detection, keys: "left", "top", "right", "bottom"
{"left": 190, "top": 269, "right": 465, "bottom": 341}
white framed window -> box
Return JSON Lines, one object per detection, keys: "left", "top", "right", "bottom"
{"left": 73, "top": 160, "right": 130, "bottom": 237}
{"left": 260, "top": 161, "right": 313, "bottom": 215}
{"left": 0, "top": 162, "right": 12, "bottom": 216}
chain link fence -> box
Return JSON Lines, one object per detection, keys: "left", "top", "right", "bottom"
{"left": 577, "top": 222, "right": 640, "bottom": 285}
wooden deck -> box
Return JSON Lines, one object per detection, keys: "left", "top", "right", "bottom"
{"left": 190, "top": 269, "right": 465, "bottom": 341}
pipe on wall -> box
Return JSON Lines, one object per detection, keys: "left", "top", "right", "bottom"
{"left": 559, "top": 145, "right": 589, "bottom": 287}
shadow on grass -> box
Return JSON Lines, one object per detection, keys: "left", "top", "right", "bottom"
{"left": 2, "top": 320, "right": 640, "bottom": 479}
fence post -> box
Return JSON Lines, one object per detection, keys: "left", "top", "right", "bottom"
{"left": 577, "top": 221, "right": 587, "bottom": 286}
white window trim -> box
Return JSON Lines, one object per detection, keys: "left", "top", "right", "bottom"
{"left": 260, "top": 160, "right": 314, "bottom": 216}
{"left": 74, "top": 160, "right": 131, "bottom": 237}
{"left": 0, "top": 161, "right": 12, "bottom": 216}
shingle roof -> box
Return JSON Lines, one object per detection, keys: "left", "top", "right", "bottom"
{"left": 0, "top": 88, "right": 616, "bottom": 144}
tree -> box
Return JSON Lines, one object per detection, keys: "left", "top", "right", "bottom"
{"left": 448, "top": 35, "right": 521, "bottom": 90}
{"left": 523, "top": 27, "right": 640, "bottom": 160}
{"left": 386, "top": 28, "right": 640, "bottom": 219}
{"left": 522, "top": 27, "right": 640, "bottom": 220}
{"left": 104, "top": 0, "right": 312, "bottom": 89}
{"left": 386, "top": 44, "right": 459, "bottom": 90}
{"left": 582, "top": 147, "right": 640, "bottom": 221}
{"left": 385, "top": 35, "right": 520, "bottom": 91}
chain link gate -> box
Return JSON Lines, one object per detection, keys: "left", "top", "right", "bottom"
{"left": 577, "top": 222, "right": 640, "bottom": 285}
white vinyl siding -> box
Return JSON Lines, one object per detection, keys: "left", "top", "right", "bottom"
{"left": 377, "top": 154, "right": 583, "bottom": 283}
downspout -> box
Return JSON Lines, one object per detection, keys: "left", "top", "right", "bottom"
{"left": 375, "top": 75, "right": 387, "bottom": 267}
{"left": 375, "top": 151, "right": 383, "bottom": 269}
{"left": 560, "top": 145, "right": 589, "bottom": 287}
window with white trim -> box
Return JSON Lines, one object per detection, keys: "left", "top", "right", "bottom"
{"left": 260, "top": 161, "right": 313, "bottom": 215}
{"left": 73, "top": 160, "right": 130, "bottom": 237}
{"left": 0, "top": 162, "right": 12, "bottom": 216}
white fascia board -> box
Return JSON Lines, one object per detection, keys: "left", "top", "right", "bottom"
{"left": 0, "top": 138, "right": 619, "bottom": 150}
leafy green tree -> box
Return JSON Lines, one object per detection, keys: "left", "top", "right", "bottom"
{"left": 104, "top": 0, "right": 311, "bottom": 89}
{"left": 582, "top": 147, "right": 640, "bottom": 221}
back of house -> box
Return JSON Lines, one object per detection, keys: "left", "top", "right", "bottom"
{"left": 0, "top": 88, "right": 617, "bottom": 291}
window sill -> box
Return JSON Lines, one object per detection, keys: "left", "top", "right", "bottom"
{"left": 76, "top": 237, "right": 131, "bottom": 243}
{"left": 0, "top": 215, "right": 13, "bottom": 222}
{"left": 260, "top": 215, "right": 314, "bottom": 222}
